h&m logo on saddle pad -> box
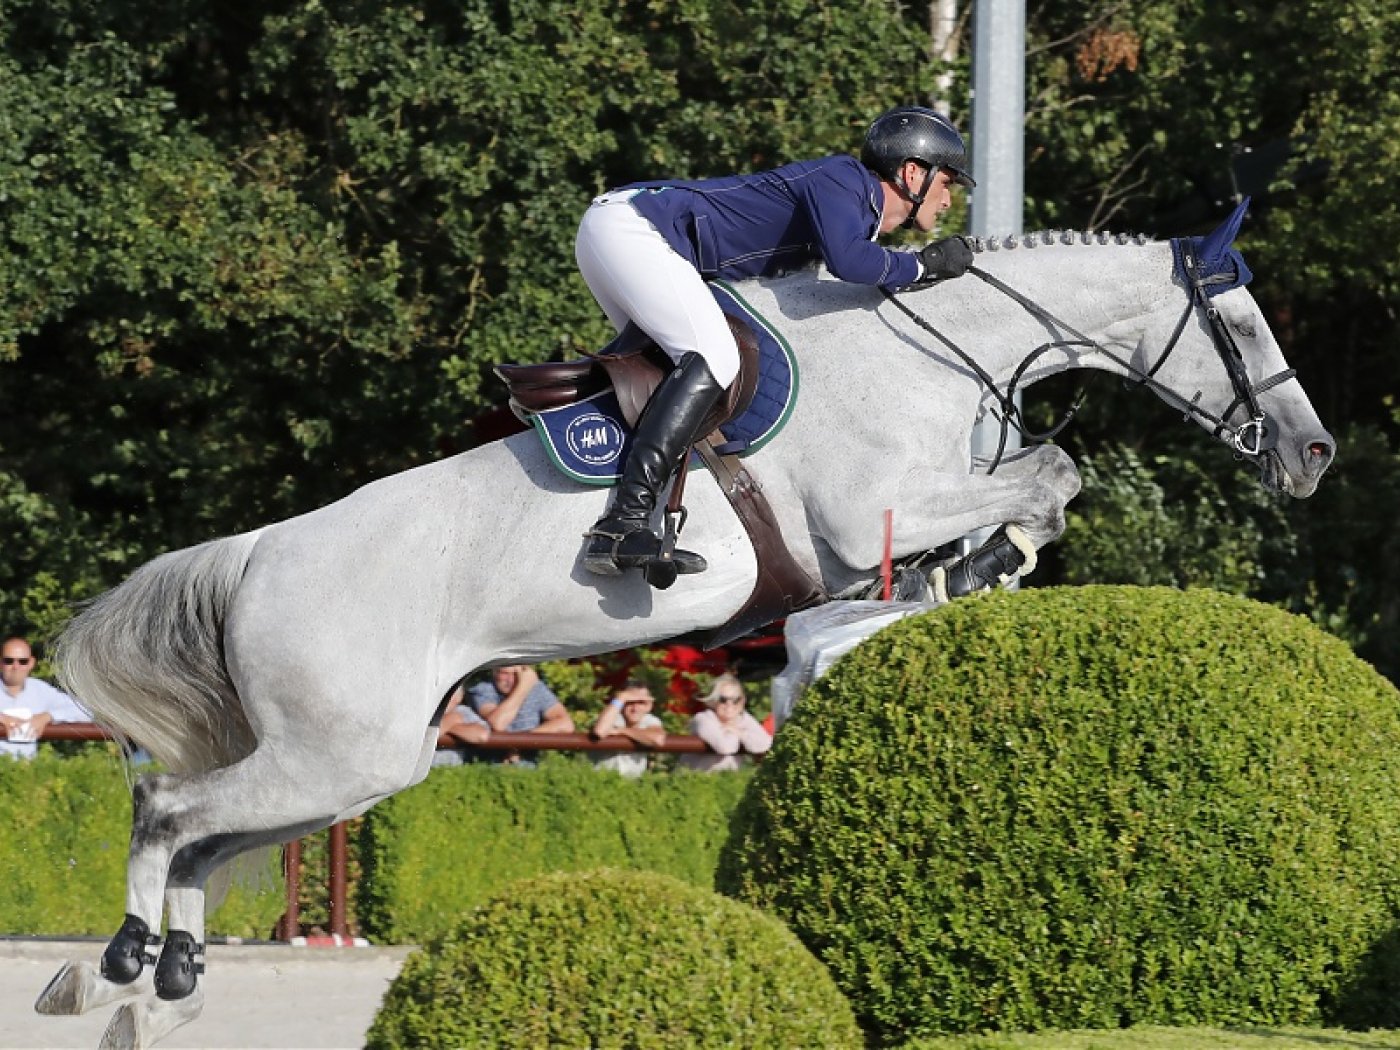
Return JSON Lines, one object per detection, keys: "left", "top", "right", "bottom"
{"left": 564, "top": 411, "right": 627, "bottom": 468}
{"left": 533, "top": 282, "right": 799, "bottom": 485}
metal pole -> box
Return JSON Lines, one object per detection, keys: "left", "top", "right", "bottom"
{"left": 965, "top": 0, "right": 1026, "bottom": 554}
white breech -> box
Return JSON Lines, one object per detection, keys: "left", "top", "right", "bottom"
{"left": 575, "top": 190, "right": 741, "bottom": 388}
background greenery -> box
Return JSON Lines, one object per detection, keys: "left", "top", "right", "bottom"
{"left": 0, "top": 752, "right": 281, "bottom": 937}
{"left": 2, "top": 0, "right": 1398, "bottom": 683}
{"left": 357, "top": 757, "right": 750, "bottom": 943}
{"left": 0, "top": 751, "right": 751, "bottom": 940}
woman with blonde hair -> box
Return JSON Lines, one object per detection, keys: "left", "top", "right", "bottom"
{"left": 680, "top": 673, "right": 772, "bottom": 772}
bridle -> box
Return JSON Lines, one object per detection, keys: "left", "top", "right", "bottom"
{"left": 881, "top": 239, "right": 1297, "bottom": 473}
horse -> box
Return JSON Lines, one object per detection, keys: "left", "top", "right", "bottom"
{"left": 35, "top": 201, "right": 1333, "bottom": 1047}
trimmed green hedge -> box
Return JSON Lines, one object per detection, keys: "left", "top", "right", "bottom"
{"left": 357, "top": 756, "right": 750, "bottom": 943}
{"left": 0, "top": 752, "right": 281, "bottom": 937}
{"left": 717, "top": 586, "right": 1400, "bottom": 1043}
{"left": 366, "top": 868, "right": 863, "bottom": 1049}
{"left": 3, "top": 751, "right": 751, "bottom": 943}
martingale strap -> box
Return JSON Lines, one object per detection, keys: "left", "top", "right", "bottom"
{"left": 695, "top": 438, "right": 826, "bottom": 649}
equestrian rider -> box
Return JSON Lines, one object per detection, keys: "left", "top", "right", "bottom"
{"left": 576, "top": 105, "right": 976, "bottom": 580}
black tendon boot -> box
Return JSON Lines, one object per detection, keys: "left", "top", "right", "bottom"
{"left": 584, "top": 353, "right": 726, "bottom": 580}
{"left": 100, "top": 913, "right": 161, "bottom": 985}
{"left": 154, "top": 930, "right": 205, "bottom": 1000}
{"left": 938, "top": 525, "right": 1036, "bottom": 600}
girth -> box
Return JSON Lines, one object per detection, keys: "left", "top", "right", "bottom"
{"left": 495, "top": 320, "right": 825, "bottom": 647}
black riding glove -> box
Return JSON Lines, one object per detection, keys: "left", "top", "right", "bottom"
{"left": 917, "top": 236, "right": 974, "bottom": 281}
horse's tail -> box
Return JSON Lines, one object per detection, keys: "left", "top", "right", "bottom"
{"left": 56, "top": 531, "right": 265, "bottom": 775}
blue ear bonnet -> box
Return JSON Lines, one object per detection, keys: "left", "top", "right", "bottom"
{"left": 1170, "top": 196, "right": 1254, "bottom": 297}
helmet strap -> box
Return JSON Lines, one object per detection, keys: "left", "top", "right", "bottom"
{"left": 899, "top": 163, "right": 931, "bottom": 231}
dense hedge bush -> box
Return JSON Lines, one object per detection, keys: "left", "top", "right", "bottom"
{"left": 357, "top": 756, "right": 749, "bottom": 943}
{"left": 0, "top": 752, "right": 281, "bottom": 937}
{"left": 366, "top": 868, "right": 862, "bottom": 1050}
{"left": 716, "top": 586, "right": 1400, "bottom": 1043}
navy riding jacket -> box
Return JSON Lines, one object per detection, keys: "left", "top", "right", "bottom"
{"left": 624, "top": 154, "right": 921, "bottom": 290}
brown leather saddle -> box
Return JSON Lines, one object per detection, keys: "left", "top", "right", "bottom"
{"left": 495, "top": 319, "right": 826, "bottom": 648}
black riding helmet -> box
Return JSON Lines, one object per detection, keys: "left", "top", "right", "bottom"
{"left": 861, "top": 105, "right": 975, "bottom": 229}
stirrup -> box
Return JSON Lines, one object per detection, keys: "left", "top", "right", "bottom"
{"left": 583, "top": 518, "right": 707, "bottom": 584}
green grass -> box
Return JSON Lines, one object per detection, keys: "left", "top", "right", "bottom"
{"left": 905, "top": 1026, "right": 1400, "bottom": 1049}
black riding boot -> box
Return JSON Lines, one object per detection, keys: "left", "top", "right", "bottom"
{"left": 584, "top": 353, "right": 726, "bottom": 579}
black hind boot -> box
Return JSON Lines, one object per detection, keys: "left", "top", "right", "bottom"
{"left": 584, "top": 353, "right": 726, "bottom": 581}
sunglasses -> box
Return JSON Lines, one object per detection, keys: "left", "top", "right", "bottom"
{"left": 716, "top": 694, "right": 744, "bottom": 704}
{"left": 2, "top": 657, "right": 33, "bottom": 666}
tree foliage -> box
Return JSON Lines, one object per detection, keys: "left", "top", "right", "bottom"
{"left": 1, "top": 0, "right": 1397, "bottom": 677}
{"left": 0, "top": 0, "right": 929, "bottom": 633}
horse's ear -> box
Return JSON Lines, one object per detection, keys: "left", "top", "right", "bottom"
{"left": 1199, "top": 196, "right": 1251, "bottom": 267}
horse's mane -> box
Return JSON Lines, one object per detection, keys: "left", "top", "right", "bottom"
{"left": 767, "top": 230, "right": 1160, "bottom": 285}
{"left": 968, "top": 230, "right": 1155, "bottom": 252}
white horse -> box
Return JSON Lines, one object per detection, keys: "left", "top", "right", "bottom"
{"left": 36, "top": 205, "right": 1332, "bottom": 1047}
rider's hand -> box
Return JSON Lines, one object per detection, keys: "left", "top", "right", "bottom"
{"left": 918, "top": 236, "right": 974, "bottom": 281}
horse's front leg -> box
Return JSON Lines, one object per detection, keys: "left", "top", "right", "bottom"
{"left": 932, "top": 444, "right": 1082, "bottom": 600}
{"left": 808, "top": 444, "right": 1079, "bottom": 596}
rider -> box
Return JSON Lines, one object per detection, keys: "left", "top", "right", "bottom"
{"left": 576, "top": 104, "right": 977, "bottom": 580}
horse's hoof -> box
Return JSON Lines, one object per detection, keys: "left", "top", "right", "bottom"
{"left": 35, "top": 961, "right": 151, "bottom": 1016}
{"left": 100, "top": 1003, "right": 142, "bottom": 1050}
{"left": 99, "top": 988, "right": 204, "bottom": 1050}
{"left": 35, "top": 962, "right": 90, "bottom": 1015}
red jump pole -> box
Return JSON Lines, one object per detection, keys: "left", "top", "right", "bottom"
{"left": 881, "top": 508, "right": 893, "bottom": 601}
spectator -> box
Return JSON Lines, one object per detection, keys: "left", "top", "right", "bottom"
{"left": 468, "top": 664, "right": 574, "bottom": 766}
{"left": 432, "top": 682, "right": 493, "bottom": 767}
{"left": 589, "top": 680, "right": 665, "bottom": 778}
{"left": 679, "top": 673, "right": 771, "bottom": 773}
{"left": 1, "top": 636, "right": 88, "bottom": 761}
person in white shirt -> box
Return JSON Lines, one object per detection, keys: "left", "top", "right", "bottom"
{"left": 1, "top": 636, "right": 89, "bottom": 760}
{"left": 589, "top": 681, "right": 666, "bottom": 778}
{"left": 679, "top": 673, "right": 771, "bottom": 773}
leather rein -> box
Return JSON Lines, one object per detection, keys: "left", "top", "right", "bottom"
{"left": 881, "top": 239, "right": 1297, "bottom": 473}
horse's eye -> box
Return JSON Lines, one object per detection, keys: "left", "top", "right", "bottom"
{"left": 1233, "top": 319, "right": 1257, "bottom": 338}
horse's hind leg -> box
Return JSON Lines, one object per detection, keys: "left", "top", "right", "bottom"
{"left": 97, "top": 885, "right": 209, "bottom": 1050}
{"left": 38, "top": 771, "right": 203, "bottom": 1023}
{"left": 41, "top": 749, "right": 367, "bottom": 1047}
{"left": 34, "top": 775, "right": 179, "bottom": 1019}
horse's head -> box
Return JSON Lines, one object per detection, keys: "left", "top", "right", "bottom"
{"left": 1145, "top": 199, "right": 1334, "bottom": 498}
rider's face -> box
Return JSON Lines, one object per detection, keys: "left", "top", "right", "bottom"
{"left": 908, "top": 166, "right": 954, "bottom": 232}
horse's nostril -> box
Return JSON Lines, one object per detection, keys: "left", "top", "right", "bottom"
{"left": 1307, "top": 441, "right": 1332, "bottom": 460}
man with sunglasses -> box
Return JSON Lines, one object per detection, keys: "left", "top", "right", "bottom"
{"left": 1, "top": 637, "right": 87, "bottom": 760}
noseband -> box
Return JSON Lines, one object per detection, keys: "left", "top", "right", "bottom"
{"left": 882, "top": 240, "right": 1298, "bottom": 472}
